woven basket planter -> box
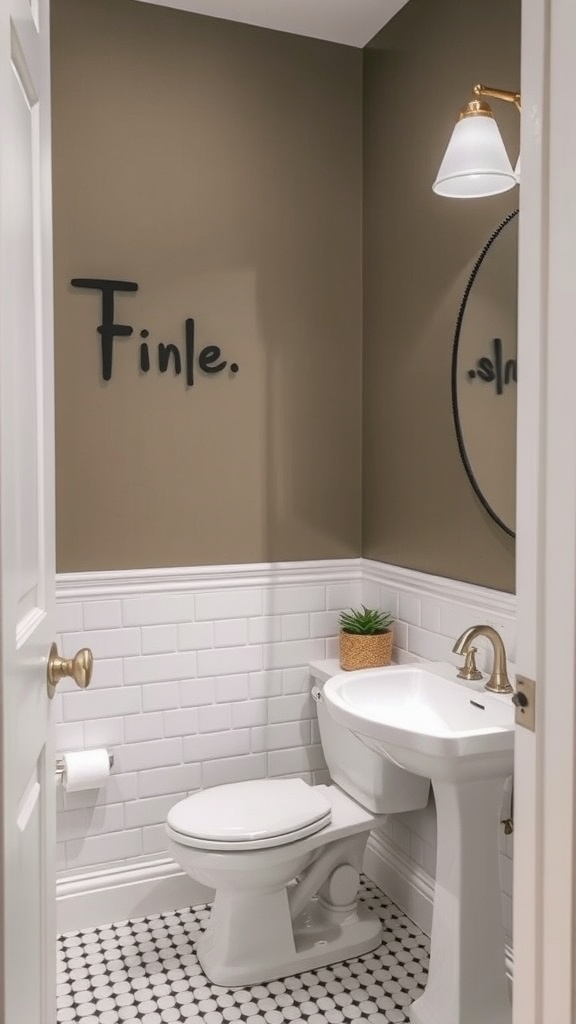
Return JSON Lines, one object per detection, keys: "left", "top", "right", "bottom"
{"left": 338, "top": 630, "right": 393, "bottom": 671}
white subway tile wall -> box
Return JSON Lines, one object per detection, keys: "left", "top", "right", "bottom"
{"left": 55, "top": 558, "right": 516, "bottom": 945}
{"left": 55, "top": 564, "right": 362, "bottom": 875}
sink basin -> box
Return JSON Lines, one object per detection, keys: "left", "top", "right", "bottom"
{"left": 324, "top": 660, "right": 515, "bottom": 1024}
{"left": 323, "top": 660, "right": 514, "bottom": 783}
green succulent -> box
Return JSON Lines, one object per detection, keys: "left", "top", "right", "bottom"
{"left": 338, "top": 605, "right": 393, "bottom": 635}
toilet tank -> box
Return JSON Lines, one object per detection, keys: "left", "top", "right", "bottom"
{"left": 314, "top": 679, "right": 430, "bottom": 814}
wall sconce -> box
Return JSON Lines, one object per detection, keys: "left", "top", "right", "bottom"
{"left": 433, "top": 84, "right": 521, "bottom": 199}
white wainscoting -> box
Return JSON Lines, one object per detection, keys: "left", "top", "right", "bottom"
{"left": 55, "top": 558, "right": 516, "bottom": 939}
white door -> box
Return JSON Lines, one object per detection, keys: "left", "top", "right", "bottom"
{"left": 514, "top": 0, "right": 576, "bottom": 1021}
{"left": 0, "top": 0, "right": 56, "bottom": 1020}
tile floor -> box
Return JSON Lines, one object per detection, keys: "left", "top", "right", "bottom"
{"left": 56, "top": 878, "right": 430, "bottom": 1024}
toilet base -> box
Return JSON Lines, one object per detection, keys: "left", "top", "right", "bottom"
{"left": 197, "top": 893, "right": 382, "bottom": 987}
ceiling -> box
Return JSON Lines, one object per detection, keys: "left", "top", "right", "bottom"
{"left": 133, "top": 0, "right": 410, "bottom": 48}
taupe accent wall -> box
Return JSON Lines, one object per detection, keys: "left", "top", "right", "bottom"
{"left": 53, "top": 0, "right": 519, "bottom": 589}
{"left": 51, "top": 0, "right": 363, "bottom": 571}
{"left": 362, "top": 0, "right": 519, "bottom": 592}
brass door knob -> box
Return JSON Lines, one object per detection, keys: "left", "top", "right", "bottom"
{"left": 47, "top": 642, "right": 93, "bottom": 699}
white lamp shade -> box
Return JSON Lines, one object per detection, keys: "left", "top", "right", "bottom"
{"left": 514, "top": 153, "right": 521, "bottom": 182}
{"left": 433, "top": 115, "right": 517, "bottom": 198}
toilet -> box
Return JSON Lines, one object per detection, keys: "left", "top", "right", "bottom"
{"left": 166, "top": 678, "right": 430, "bottom": 987}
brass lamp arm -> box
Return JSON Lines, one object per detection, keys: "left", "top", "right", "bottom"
{"left": 474, "top": 83, "right": 521, "bottom": 111}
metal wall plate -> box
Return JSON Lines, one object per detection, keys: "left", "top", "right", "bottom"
{"left": 514, "top": 674, "right": 536, "bottom": 732}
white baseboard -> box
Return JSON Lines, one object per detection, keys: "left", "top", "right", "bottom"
{"left": 57, "top": 858, "right": 213, "bottom": 934}
{"left": 364, "top": 831, "right": 514, "bottom": 984}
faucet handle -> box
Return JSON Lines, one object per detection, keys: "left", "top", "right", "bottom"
{"left": 456, "top": 646, "right": 483, "bottom": 681}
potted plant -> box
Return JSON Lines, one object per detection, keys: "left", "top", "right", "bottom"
{"left": 338, "top": 605, "right": 394, "bottom": 671}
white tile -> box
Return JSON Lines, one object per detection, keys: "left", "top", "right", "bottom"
{"left": 88, "top": 658, "right": 124, "bottom": 689}
{"left": 393, "top": 621, "right": 408, "bottom": 651}
{"left": 248, "top": 617, "right": 282, "bottom": 644}
{"left": 61, "top": 628, "right": 140, "bottom": 659}
{"left": 141, "top": 624, "right": 178, "bottom": 655}
{"left": 325, "top": 636, "right": 339, "bottom": 660}
{"left": 263, "top": 586, "right": 326, "bottom": 615}
{"left": 58, "top": 803, "right": 125, "bottom": 842}
{"left": 65, "top": 829, "right": 142, "bottom": 869}
{"left": 142, "top": 682, "right": 181, "bottom": 712}
{"left": 122, "top": 594, "right": 195, "bottom": 626}
{"left": 124, "top": 712, "right": 164, "bottom": 743}
{"left": 406, "top": 625, "right": 453, "bottom": 663}
{"left": 125, "top": 792, "right": 186, "bottom": 829}
{"left": 142, "top": 823, "right": 170, "bottom": 855}
{"left": 281, "top": 614, "right": 310, "bottom": 641}
{"left": 251, "top": 721, "right": 310, "bottom": 752}
{"left": 138, "top": 763, "right": 201, "bottom": 798}
{"left": 183, "top": 729, "right": 250, "bottom": 762}
{"left": 197, "top": 645, "right": 261, "bottom": 677}
{"left": 180, "top": 679, "right": 215, "bottom": 707}
{"left": 391, "top": 818, "right": 411, "bottom": 856}
{"left": 62, "top": 772, "right": 138, "bottom": 810}
{"left": 312, "top": 768, "right": 331, "bottom": 786}
{"left": 283, "top": 667, "right": 313, "bottom": 694}
{"left": 268, "top": 693, "right": 314, "bottom": 723}
{"left": 124, "top": 651, "right": 197, "bottom": 685}
{"left": 310, "top": 720, "right": 321, "bottom": 744}
{"left": 409, "top": 833, "right": 425, "bottom": 871}
{"left": 83, "top": 600, "right": 123, "bottom": 630}
{"left": 248, "top": 671, "right": 283, "bottom": 698}
{"left": 420, "top": 599, "right": 440, "bottom": 634}
{"left": 114, "top": 738, "right": 182, "bottom": 773}
{"left": 198, "top": 704, "right": 231, "bottom": 733}
{"left": 231, "top": 700, "right": 267, "bottom": 728}
{"left": 55, "top": 721, "right": 84, "bottom": 752}
{"left": 361, "top": 581, "right": 381, "bottom": 609}
{"left": 84, "top": 716, "right": 125, "bottom": 748}
{"left": 195, "top": 589, "right": 262, "bottom": 621}
{"left": 213, "top": 618, "right": 248, "bottom": 647}
{"left": 438, "top": 601, "right": 487, "bottom": 642}
{"left": 309, "top": 610, "right": 340, "bottom": 639}
{"left": 423, "top": 839, "right": 437, "bottom": 878}
{"left": 202, "top": 753, "right": 267, "bottom": 788}
{"left": 267, "top": 744, "right": 325, "bottom": 775}
{"left": 262, "top": 639, "right": 324, "bottom": 670}
{"left": 215, "top": 673, "right": 250, "bottom": 703}
{"left": 163, "top": 707, "right": 199, "bottom": 737}
{"left": 63, "top": 687, "right": 140, "bottom": 722}
{"left": 56, "top": 602, "right": 83, "bottom": 633}
{"left": 379, "top": 588, "right": 399, "bottom": 618}
{"left": 178, "top": 621, "right": 214, "bottom": 651}
{"left": 398, "top": 594, "right": 421, "bottom": 627}
{"left": 325, "top": 582, "right": 361, "bottom": 611}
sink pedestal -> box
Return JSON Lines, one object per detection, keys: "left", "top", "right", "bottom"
{"left": 409, "top": 775, "right": 511, "bottom": 1024}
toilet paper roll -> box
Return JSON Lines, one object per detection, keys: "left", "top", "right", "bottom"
{"left": 62, "top": 749, "right": 111, "bottom": 792}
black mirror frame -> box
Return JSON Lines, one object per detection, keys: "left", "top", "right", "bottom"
{"left": 451, "top": 208, "right": 519, "bottom": 540}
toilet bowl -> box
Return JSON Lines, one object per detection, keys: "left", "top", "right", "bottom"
{"left": 166, "top": 676, "right": 430, "bottom": 986}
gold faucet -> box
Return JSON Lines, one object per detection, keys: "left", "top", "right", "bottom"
{"left": 452, "top": 625, "right": 513, "bottom": 694}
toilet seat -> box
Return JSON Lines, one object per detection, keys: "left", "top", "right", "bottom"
{"left": 166, "top": 778, "right": 332, "bottom": 851}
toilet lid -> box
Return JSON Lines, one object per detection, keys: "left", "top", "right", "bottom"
{"left": 166, "top": 778, "right": 332, "bottom": 851}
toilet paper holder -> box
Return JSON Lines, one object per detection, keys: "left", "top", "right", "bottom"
{"left": 55, "top": 751, "right": 114, "bottom": 783}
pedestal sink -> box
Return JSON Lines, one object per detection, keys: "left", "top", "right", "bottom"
{"left": 323, "top": 661, "right": 515, "bottom": 1024}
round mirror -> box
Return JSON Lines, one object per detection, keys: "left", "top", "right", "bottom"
{"left": 452, "top": 210, "right": 518, "bottom": 538}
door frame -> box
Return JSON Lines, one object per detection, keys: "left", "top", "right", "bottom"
{"left": 514, "top": 0, "right": 576, "bottom": 1020}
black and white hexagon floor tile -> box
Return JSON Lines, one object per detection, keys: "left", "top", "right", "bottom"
{"left": 57, "top": 878, "right": 429, "bottom": 1024}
